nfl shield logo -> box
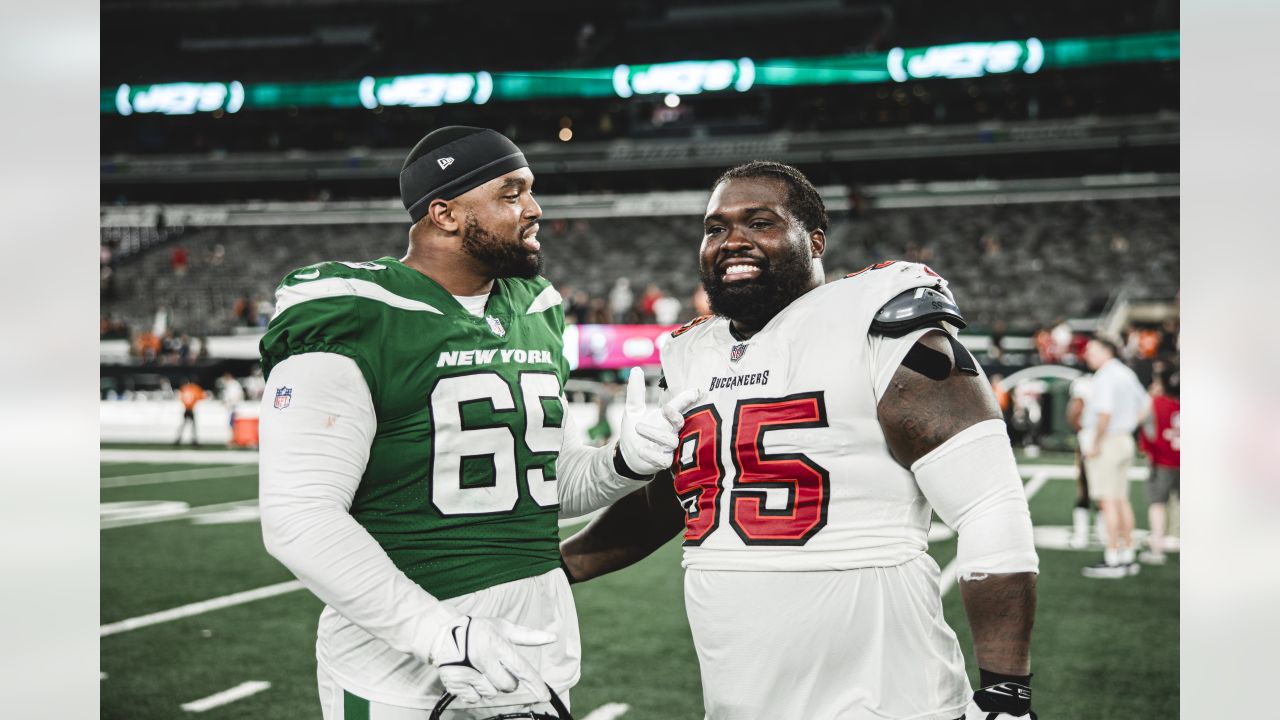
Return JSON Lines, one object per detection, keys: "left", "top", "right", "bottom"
{"left": 730, "top": 343, "right": 748, "bottom": 362}
{"left": 486, "top": 316, "right": 506, "bottom": 337}
{"left": 273, "top": 386, "right": 292, "bottom": 410}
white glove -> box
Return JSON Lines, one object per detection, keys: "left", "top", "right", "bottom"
{"left": 429, "top": 616, "right": 555, "bottom": 705}
{"left": 614, "top": 367, "right": 702, "bottom": 478}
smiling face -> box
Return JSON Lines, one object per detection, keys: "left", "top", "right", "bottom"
{"left": 699, "top": 176, "right": 825, "bottom": 335}
{"left": 453, "top": 167, "right": 543, "bottom": 278}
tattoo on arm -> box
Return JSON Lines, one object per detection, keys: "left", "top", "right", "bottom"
{"left": 877, "top": 331, "right": 1002, "bottom": 468}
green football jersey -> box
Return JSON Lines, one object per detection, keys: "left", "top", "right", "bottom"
{"left": 259, "top": 257, "right": 570, "bottom": 600}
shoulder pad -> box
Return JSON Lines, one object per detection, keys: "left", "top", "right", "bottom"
{"left": 671, "top": 314, "right": 713, "bottom": 338}
{"left": 870, "top": 286, "right": 967, "bottom": 336}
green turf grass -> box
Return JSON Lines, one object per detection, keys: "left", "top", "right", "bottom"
{"left": 100, "top": 460, "right": 1178, "bottom": 718}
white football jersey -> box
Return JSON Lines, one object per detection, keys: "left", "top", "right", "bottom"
{"left": 661, "top": 261, "right": 958, "bottom": 572}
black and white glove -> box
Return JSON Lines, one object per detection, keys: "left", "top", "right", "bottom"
{"left": 429, "top": 616, "right": 555, "bottom": 705}
{"left": 968, "top": 669, "right": 1035, "bottom": 719}
{"left": 613, "top": 367, "right": 701, "bottom": 479}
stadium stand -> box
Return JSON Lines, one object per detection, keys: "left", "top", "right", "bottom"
{"left": 101, "top": 197, "right": 1177, "bottom": 340}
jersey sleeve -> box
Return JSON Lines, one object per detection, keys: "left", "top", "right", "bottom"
{"left": 258, "top": 267, "right": 377, "bottom": 396}
{"left": 867, "top": 326, "right": 950, "bottom": 402}
{"left": 258, "top": 352, "right": 463, "bottom": 659}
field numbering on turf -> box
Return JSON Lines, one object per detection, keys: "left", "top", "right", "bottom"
{"left": 181, "top": 681, "right": 271, "bottom": 713}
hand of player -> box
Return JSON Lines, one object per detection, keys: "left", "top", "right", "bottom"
{"left": 615, "top": 366, "right": 702, "bottom": 477}
{"left": 429, "top": 616, "right": 555, "bottom": 705}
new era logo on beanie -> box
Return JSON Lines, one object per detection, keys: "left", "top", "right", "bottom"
{"left": 399, "top": 127, "right": 529, "bottom": 223}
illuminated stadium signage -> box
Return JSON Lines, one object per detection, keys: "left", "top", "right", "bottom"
{"left": 886, "top": 39, "right": 1044, "bottom": 81}
{"left": 612, "top": 58, "right": 755, "bottom": 98}
{"left": 357, "top": 72, "right": 493, "bottom": 109}
{"left": 100, "top": 32, "right": 1177, "bottom": 114}
{"left": 115, "top": 81, "right": 245, "bottom": 116}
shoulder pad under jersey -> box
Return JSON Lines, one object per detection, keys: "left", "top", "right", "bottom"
{"left": 870, "top": 286, "right": 967, "bottom": 337}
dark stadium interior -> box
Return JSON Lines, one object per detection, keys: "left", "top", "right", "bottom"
{"left": 101, "top": 0, "right": 1180, "bottom": 369}
{"left": 102, "top": 0, "right": 1177, "bottom": 83}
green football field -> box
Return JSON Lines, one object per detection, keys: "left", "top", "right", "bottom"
{"left": 100, "top": 450, "right": 1178, "bottom": 719}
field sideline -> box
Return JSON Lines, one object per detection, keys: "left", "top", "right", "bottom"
{"left": 100, "top": 449, "right": 1178, "bottom": 719}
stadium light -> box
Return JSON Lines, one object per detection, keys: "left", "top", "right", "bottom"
{"left": 100, "top": 31, "right": 1178, "bottom": 115}
{"left": 111, "top": 81, "right": 246, "bottom": 116}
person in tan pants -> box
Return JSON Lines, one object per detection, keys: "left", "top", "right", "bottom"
{"left": 1079, "top": 338, "right": 1150, "bottom": 578}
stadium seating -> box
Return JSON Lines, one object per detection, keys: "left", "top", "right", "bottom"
{"left": 100, "top": 197, "right": 1178, "bottom": 339}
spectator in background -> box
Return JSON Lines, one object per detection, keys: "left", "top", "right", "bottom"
{"left": 1010, "top": 380, "right": 1045, "bottom": 457}
{"left": 988, "top": 319, "right": 1007, "bottom": 363}
{"left": 153, "top": 305, "right": 171, "bottom": 336}
{"left": 1080, "top": 337, "right": 1150, "bottom": 578}
{"left": 1034, "top": 326, "right": 1056, "bottom": 364}
{"left": 565, "top": 289, "right": 590, "bottom": 325}
{"left": 988, "top": 373, "right": 1010, "bottom": 420}
{"left": 1051, "top": 317, "right": 1074, "bottom": 363}
{"left": 170, "top": 245, "right": 189, "bottom": 275}
{"left": 654, "top": 292, "right": 681, "bottom": 325}
{"left": 242, "top": 365, "right": 266, "bottom": 401}
{"left": 255, "top": 295, "right": 275, "bottom": 327}
{"left": 218, "top": 372, "right": 246, "bottom": 446}
{"left": 136, "top": 328, "right": 161, "bottom": 364}
{"left": 1138, "top": 369, "right": 1180, "bottom": 564}
{"left": 558, "top": 284, "right": 581, "bottom": 324}
{"left": 586, "top": 297, "right": 611, "bottom": 324}
{"left": 1158, "top": 318, "right": 1180, "bottom": 357}
{"left": 608, "top": 277, "right": 633, "bottom": 323}
{"left": 637, "top": 283, "right": 663, "bottom": 322}
{"left": 174, "top": 377, "right": 206, "bottom": 446}
{"left": 233, "top": 293, "right": 255, "bottom": 327}
{"left": 177, "top": 334, "right": 193, "bottom": 365}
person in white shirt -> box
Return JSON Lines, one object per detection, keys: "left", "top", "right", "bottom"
{"left": 1079, "top": 337, "right": 1150, "bottom": 578}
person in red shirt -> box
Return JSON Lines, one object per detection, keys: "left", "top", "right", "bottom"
{"left": 174, "top": 378, "right": 206, "bottom": 446}
{"left": 1138, "top": 368, "right": 1179, "bottom": 564}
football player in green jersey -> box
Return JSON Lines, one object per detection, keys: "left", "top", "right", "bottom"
{"left": 258, "top": 127, "right": 699, "bottom": 719}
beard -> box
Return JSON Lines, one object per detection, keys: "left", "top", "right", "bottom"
{"left": 461, "top": 213, "right": 543, "bottom": 279}
{"left": 700, "top": 244, "right": 816, "bottom": 330}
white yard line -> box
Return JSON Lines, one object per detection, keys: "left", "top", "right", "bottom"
{"left": 181, "top": 681, "right": 271, "bottom": 713}
{"left": 100, "top": 580, "right": 304, "bottom": 637}
{"left": 102, "top": 465, "right": 259, "bottom": 489}
{"left": 101, "top": 449, "right": 260, "bottom": 464}
{"left": 101, "top": 499, "right": 259, "bottom": 530}
{"left": 582, "top": 702, "right": 630, "bottom": 720}
{"left": 938, "top": 469, "right": 1051, "bottom": 597}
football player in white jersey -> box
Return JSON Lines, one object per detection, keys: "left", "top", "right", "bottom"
{"left": 562, "top": 162, "right": 1039, "bottom": 720}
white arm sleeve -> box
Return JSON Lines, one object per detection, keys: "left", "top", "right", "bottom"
{"left": 554, "top": 403, "right": 648, "bottom": 520}
{"left": 911, "top": 419, "right": 1039, "bottom": 580}
{"left": 258, "top": 352, "right": 462, "bottom": 661}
